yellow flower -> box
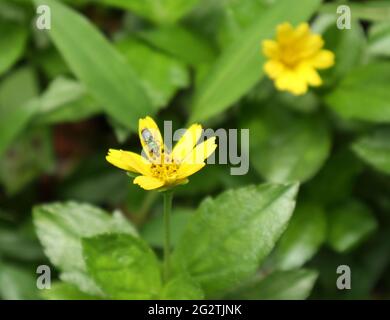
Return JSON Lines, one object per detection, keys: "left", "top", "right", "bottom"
{"left": 262, "top": 22, "right": 335, "bottom": 96}
{"left": 106, "top": 116, "right": 217, "bottom": 191}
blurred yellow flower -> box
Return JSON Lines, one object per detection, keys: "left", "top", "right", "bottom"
{"left": 106, "top": 116, "right": 217, "bottom": 191}
{"left": 262, "top": 22, "right": 335, "bottom": 95}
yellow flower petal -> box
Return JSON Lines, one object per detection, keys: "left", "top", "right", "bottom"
{"left": 297, "top": 64, "right": 323, "bottom": 87}
{"left": 264, "top": 60, "right": 285, "bottom": 79}
{"left": 262, "top": 40, "right": 279, "bottom": 59}
{"left": 277, "top": 22, "right": 294, "bottom": 43}
{"left": 138, "top": 116, "right": 164, "bottom": 161}
{"left": 172, "top": 124, "right": 203, "bottom": 162}
{"left": 133, "top": 175, "right": 164, "bottom": 190}
{"left": 106, "top": 149, "right": 151, "bottom": 175}
{"left": 290, "top": 81, "right": 308, "bottom": 95}
{"left": 311, "top": 50, "right": 335, "bottom": 69}
{"left": 182, "top": 137, "right": 217, "bottom": 165}
{"left": 299, "top": 34, "right": 324, "bottom": 58}
{"left": 308, "top": 34, "right": 325, "bottom": 50}
{"left": 274, "top": 70, "right": 293, "bottom": 90}
{"left": 306, "top": 70, "right": 322, "bottom": 87}
{"left": 275, "top": 70, "right": 308, "bottom": 95}
{"left": 176, "top": 163, "right": 206, "bottom": 180}
{"left": 294, "top": 23, "right": 310, "bottom": 38}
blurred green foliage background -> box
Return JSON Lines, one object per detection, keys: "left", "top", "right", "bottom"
{"left": 0, "top": 0, "right": 390, "bottom": 300}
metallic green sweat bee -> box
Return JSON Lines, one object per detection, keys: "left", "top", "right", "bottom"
{"left": 141, "top": 129, "right": 160, "bottom": 158}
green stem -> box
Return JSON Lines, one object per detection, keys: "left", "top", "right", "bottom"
{"left": 163, "top": 191, "right": 173, "bottom": 282}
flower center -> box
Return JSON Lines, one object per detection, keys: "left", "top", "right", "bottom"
{"left": 280, "top": 48, "right": 302, "bottom": 68}
{"left": 278, "top": 40, "right": 309, "bottom": 69}
{"left": 150, "top": 153, "right": 179, "bottom": 182}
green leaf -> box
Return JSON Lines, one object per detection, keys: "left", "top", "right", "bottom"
{"left": 33, "top": 0, "right": 154, "bottom": 131}
{"left": 247, "top": 106, "right": 331, "bottom": 183}
{"left": 41, "top": 282, "right": 100, "bottom": 300}
{"left": 230, "top": 269, "right": 318, "bottom": 300}
{"left": 0, "top": 67, "right": 38, "bottom": 110}
{"left": 33, "top": 202, "right": 137, "bottom": 294}
{"left": 35, "top": 46, "right": 70, "bottom": 79}
{"left": 0, "top": 128, "right": 54, "bottom": 195}
{"left": 175, "top": 165, "right": 230, "bottom": 197}
{"left": 327, "top": 200, "right": 377, "bottom": 253}
{"left": 82, "top": 234, "right": 161, "bottom": 299}
{"left": 276, "top": 91, "right": 320, "bottom": 114}
{"left": 160, "top": 274, "right": 204, "bottom": 300}
{"left": 116, "top": 37, "right": 190, "bottom": 108}
{"left": 138, "top": 25, "right": 217, "bottom": 65}
{"left": 59, "top": 271, "right": 102, "bottom": 296}
{"left": 58, "top": 153, "right": 129, "bottom": 205}
{"left": 0, "top": 262, "right": 40, "bottom": 300}
{"left": 0, "top": 224, "right": 43, "bottom": 261}
{"left": 0, "top": 2, "right": 27, "bottom": 22}
{"left": 141, "top": 208, "right": 192, "bottom": 248}
{"left": 172, "top": 183, "right": 299, "bottom": 297}
{"left": 0, "top": 67, "right": 39, "bottom": 156}
{"left": 216, "top": 0, "right": 268, "bottom": 48}
{"left": 34, "top": 77, "right": 101, "bottom": 125}
{"left": 189, "top": 0, "right": 322, "bottom": 122}
{"left": 99, "top": 0, "right": 199, "bottom": 25}
{"left": 0, "top": 19, "right": 27, "bottom": 75}
{"left": 320, "top": 20, "right": 366, "bottom": 84}
{"left": 325, "top": 63, "right": 390, "bottom": 123}
{"left": 61, "top": 173, "right": 129, "bottom": 206}
{"left": 352, "top": 127, "right": 390, "bottom": 175}
{"left": 305, "top": 149, "right": 363, "bottom": 205}
{"left": 368, "top": 21, "right": 390, "bottom": 58}
{"left": 272, "top": 203, "right": 326, "bottom": 270}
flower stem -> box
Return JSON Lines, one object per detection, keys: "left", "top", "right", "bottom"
{"left": 163, "top": 191, "right": 173, "bottom": 282}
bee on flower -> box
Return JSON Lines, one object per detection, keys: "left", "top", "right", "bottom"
{"left": 262, "top": 22, "right": 335, "bottom": 96}
{"left": 106, "top": 116, "right": 217, "bottom": 191}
